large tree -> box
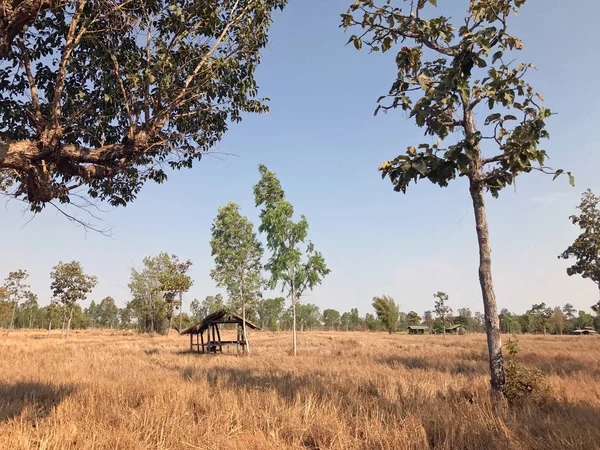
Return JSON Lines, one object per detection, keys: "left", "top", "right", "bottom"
{"left": 254, "top": 164, "right": 330, "bottom": 355}
{"left": 559, "top": 190, "right": 600, "bottom": 300}
{"left": 50, "top": 260, "right": 97, "bottom": 338}
{"left": 3, "top": 269, "right": 31, "bottom": 335}
{"left": 372, "top": 295, "right": 400, "bottom": 334}
{"left": 0, "top": 0, "right": 286, "bottom": 217}
{"left": 210, "top": 202, "right": 262, "bottom": 354}
{"left": 342, "top": 0, "right": 569, "bottom": 398}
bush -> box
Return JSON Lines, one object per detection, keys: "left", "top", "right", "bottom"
{"left": 503, "top": 338, "right": 548, "bottom": 404}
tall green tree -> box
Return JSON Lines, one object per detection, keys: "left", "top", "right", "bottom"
{"left": 254, "top": 164, "right": 330, "bottom": 355}
{"left": 559, "top": 190, "right": 600, "bottom": 302}
{"left": 433, "top": 291, "right": 452, "bottom": 338}
{"left": 158, "top": 255, "right": 193, "bottom": 335}
{"left": 3, "top": 270, "right": 31, "bottom": 335}
{"left": 0, "top": 0, "right": 287, "bottom": 217}
{"left": 297, "top": 303, "right": 321, "bottom": 331}
{"left": 98, "top": 297, "right": 120, "bottom": 329}
{"left": 50, "top": 261, "right": 97, "bottom": 338}
{"left": 257, "top": 297, "right": 286, "bottom": 331}
{"left": 341, "top": 0, "right": 569, "bottom": 397}
{"left": 128, "top": 252, "right": 173, "bottom": 333}
{"left": 406, "top": 311, "right": 421, "bottom": 326}
{"left": 372, "top": 295, "right": 400, "bottom": 334}
{"left": 527, "top": 303, "right": 552, "bottom": 336}
{"left": 210, "top": 202, "right": 263, "bottom": 354}
{"left": 322, "top": 309, "right": 341, "bottom": 331}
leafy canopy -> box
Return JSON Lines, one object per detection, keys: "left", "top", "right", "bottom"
{"left": 210, "top": 201, "right": 263, "bottom": 314}
{"left": 559, "top": 190, "right": 600, "bottom": 288}
{"left": 50, "top": 261, "right": 97, "bottom": 307}
{"left": 372, "top": 295, "right": 400, "bottom": 333}
{"left": 0, "top": 0, "right": 286, "bottom": 211}
{"left": 341, "top": 0, "right": 571, "bottom": 196}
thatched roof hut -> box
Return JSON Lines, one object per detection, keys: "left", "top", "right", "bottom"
{"left": 182, "top": 310, "right": 260, "bottom": 354}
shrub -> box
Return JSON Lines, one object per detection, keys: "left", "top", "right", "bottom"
{"left": 503, "top": 338, "right": 549, "bottom": 404}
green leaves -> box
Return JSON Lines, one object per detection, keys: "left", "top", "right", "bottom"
{"left": 210, "top": 202, "right": 263, "bottom": 314}
{"left": 1, "top": 0, "right": 288, "bottom": 211}
{"left": 254, "top": 164, "right": 330, "bottom": 301}
{"left": 343, "top": 0, "right": 570, "bottom": 198}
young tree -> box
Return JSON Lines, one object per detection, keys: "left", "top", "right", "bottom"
{"left": 552, "top": 306, "right": 565, "bottom": 335}
{"left": 257, "top": 297, "right": 286, "bottom": 331}
{"left": 210, "top": 202, "right": 263, "bottom": 354}
{"left": 297, "top": 303, "right": 321, "bottom": 331}
{"left": 3, "top": 270, "right": 31, "bottom": 335}
{"left": 254, "top": 164, "right": 330, "bottom": 356}
{"left": 423, "top": 310, "right": 434, "bottom": 330}
{"left": 559, "top": 190, "right": 600, "bottom": 302}
{"left": 50, "top": 261, "right": 97, "bottom": 338}
{"left": 159, "top": 255, "right": 193, "bottom": 335}
{"left": 342, "top": 0, "right": 570, "bottom": 398}
{"left": 365, "top": 312, "right": 382, "bottom": 331}
{"left": 406, "top": 311, "right": 421, "bottom": 326}
{"left": 563, "top": 303, "right": 577, "bottom": 321}
{"left": 0, "top": 0, "right": 287, "bottom": 216}
{"left": 527, "top": 303, "right": 552, "bottom": 336}
{"left": 98, "top": 296, "right": 119, "bottom": 329}
{"left": 322, "top": 309, "right": 341, "bottom": 331}
{"left": 20, "top": 293, "right": 39, "bottom": 329}
{"left": 372, "top": 295, "right": 400, "bottom": 334}
{"left": 45, "top": 300, "right": 63, "bottom": 336}
{"left": 433, "top": 292, "right": 452, "bottom": 338}
{"left": 128, "top": 252, "right": 182, "bottom": 334}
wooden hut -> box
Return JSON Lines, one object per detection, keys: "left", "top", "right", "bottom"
{"left": 445, "top": 324, "right": 466, "bottom": 335}
{"left": 182, "top": 310, "right": 261, "bottom": 354}
{"left": 407, "top": 325, "right": 429, "bottom": 335}
{"left": 571, "top": 327, "right": 598, "bottom": 335}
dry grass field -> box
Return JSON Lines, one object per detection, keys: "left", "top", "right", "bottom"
{"left": 1, "top": 330, "right": 599, "bottom": 450}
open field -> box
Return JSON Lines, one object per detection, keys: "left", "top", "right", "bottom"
{"left": 1, "top": 330, "right": 599, "bottom": 450}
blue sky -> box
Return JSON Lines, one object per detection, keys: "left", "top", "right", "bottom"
{"left": 2, "top": 0, "right": 600, "bottom": 317}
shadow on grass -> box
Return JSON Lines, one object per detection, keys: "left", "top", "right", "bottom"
{"left": 0, "top": 381, "right": 75, "bottom": 423}
{"left": 377, "top": 356, "right": 489, "bottom": 376}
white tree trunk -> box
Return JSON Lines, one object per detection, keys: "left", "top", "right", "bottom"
{"left": 6, "top": 301, "right": 17, "bottom": 335}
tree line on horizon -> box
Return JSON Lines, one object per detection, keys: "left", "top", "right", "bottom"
{"left": 3, "top": 282, "right": 600, "bottom": 337}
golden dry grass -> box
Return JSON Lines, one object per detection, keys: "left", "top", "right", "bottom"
{"left": 1, "top": 330, "right": 599, "bottom": 449}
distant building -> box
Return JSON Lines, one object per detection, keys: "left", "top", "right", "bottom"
{"left": 407, "top": 325, "right": 429, "bottom": 335}
{"left": 445, "top": 324, "right": 467, "bottom": 335}
{"left": 571, "top": 327, "right": 598, "bottom": 336}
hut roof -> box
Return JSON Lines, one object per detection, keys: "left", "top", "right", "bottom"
{"left": 445, "top": 324, "right": 466, "bottom": 330}
{"left": 407, "top": 325, "right": 429, "bottom": 330}
{"left": 181, "top": 310, "right": 261, "bottom": 335}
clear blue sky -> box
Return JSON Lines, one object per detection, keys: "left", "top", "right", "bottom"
{"left": 2, "top": 0, "right": 600, "bottom": 317}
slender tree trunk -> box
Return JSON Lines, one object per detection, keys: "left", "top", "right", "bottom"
{"left": 66, "top": 306, "right": 74, "bottom": 339}
{"left": 469, "top": 179, "right": 505, "bottom": 398}
{"left": 291, "top": 283, "right": 297, "bottom": 357}
{"left": 167, "top": 298, "right": 175, "bottom": 336}
{"left": 47, "top": 320, "right": 52, "bottom": 336}
{"left": 60, "top": 307, "right": 67, "bottom": 339}
{"left": 242, "top": 302, "right": 250, "bottom": 355}
{"left": 464, "top": 102, "right": 505, "bottom": 399}
{"left": 6, "top": 301, "right": 17, "bottom": 335}
{"left": 178, "top": 292, "right": 183, "bottom": 335}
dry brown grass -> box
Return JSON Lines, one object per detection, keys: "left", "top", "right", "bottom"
{"left": 1, "top": 330, "right": 599, "bottom": 449}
